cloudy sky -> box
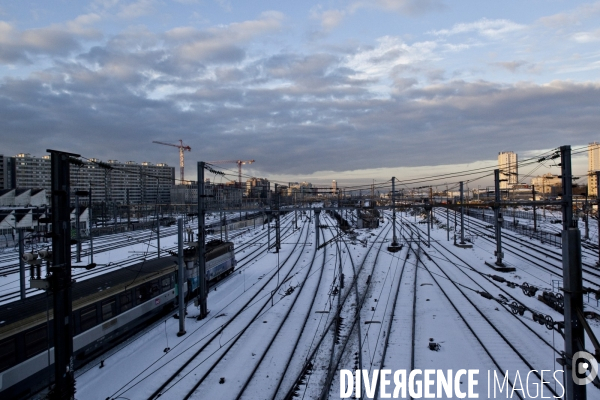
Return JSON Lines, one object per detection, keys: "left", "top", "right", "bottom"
{"left": 1, "top": 0, "right": 599, "bottom": 187}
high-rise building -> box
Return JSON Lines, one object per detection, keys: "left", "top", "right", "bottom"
{"left": 3, "top": 153, "right": 174, "bottom": 204}
{"left": 332, "top": 180, "right": 337, "bottom": 195}
{"left": 0, "top": 155, "right": 5, "bottom": 190}
{"left": 498, "top": 151, "right": 518, "bottom": 189}
{"left": 12, "top": 153, "right": 51, "bottom": 189}
{"left": 1, "top": 155, "right": 16, "bottom": 189}
{"left": 71, "top": 159, "right": 174, "bottom": 204}
{"left": 588, "top": 142, "right": 600, "bottom": 196}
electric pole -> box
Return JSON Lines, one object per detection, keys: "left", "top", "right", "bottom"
{"left": 197, "top": 161, "right": 208, "bottom": 320}
{"left": 315, "top": 208, "right": 321, "bottom": 248}
{"left": 177, "top": 218, "right": 186, "bottom": 337}
{"left": 494, "top": 170, "right": 504, "bottom": 266}
{"left": 19, "top": 229, "right": 25, "bottom": 300}
{"left": 88, "top": 184, "right": 94, "bottom": 264}
{"left": 460, "top": 181, "right": 465, "bottom": 245}
{"left": 75, "top": 193, "right": 81, "bottom": 263}
{"left": 597, "top": 171, "right": 600, "bottom": 267}
{"left": 275, "top": 184, "right": 281, "bottom": 252}
{"left": 532, "top": 185, "right": 537, "bottom": 232}
{"left": 126, "top": 188, "right": 131, "bottom": 230}
{"left": 561, "top": 145, "right": 586, "bottom": 400}
{"left": 392, "top": 177, "right": 398, "bottom": 247}
{"left": 47, "top": 149, "right": 78, "bottom": 400}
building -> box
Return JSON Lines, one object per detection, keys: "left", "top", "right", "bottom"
{"left": 245, "top": 178, "right": 270, "bottom": 199}
{"left": 332, "top": 180, "right": 338, "bottom": 195}
{"left": 286, "top": 182, "right": 316, "bottom": 197}
{"left": 0, "top": 155, "right": 5, "bottom": 190}
{"left": 531, "top": 174, "right": 561, "bottom": 195}
{"left": 71, "top": 159, "right": 174, "bottom": 205}
{"left": 0, "top": 189, "right": 47, "bottom": 207}
{"left": 208, "top": 181, "right": 243, "bottom": 208}
{"left": 498, "top": 151, "right": 518, "bottom": 189}
{"left": 171, "top": 182, "right": 198, "bottom": 204}
{"left": 1, "top": 155, "right": 15, "bottom": 190}
{"left": 12, "top": 153, "right": 51, "bottom": 190}
{"left": 0, "top": 206, "right": 89, "bottom": 247}
{"left": 1, "top": 153, "right": 175, "bottom": 205}
{"left": 588, "top": 142, "right": 600, "bottom": 196}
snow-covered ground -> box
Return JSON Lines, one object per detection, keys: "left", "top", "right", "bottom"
{"left": 4, "top": 208, "right": 600, "bottom": 399}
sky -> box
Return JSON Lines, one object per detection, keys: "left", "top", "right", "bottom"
{"left": 1, "top": 0, "right": 600, "bottom": 187}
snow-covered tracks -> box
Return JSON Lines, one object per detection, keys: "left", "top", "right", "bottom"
{"left": 404, "top": 219, "right": 562, "bottom": 399}
{"left": 135, "top": 218, "right": 312, "bottom": 399}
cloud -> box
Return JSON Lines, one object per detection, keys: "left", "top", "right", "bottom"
{"left": 310, "top": 9, "right": 346, "bottom": 32}
{"left": 117, "top": 0, "right": 156, "bottom": 19}
{"left": 214, "top": 0, "right": 232, "bottom": 12}
{"left": 310, "top": 0, "right": 444, "bottom": 36}
{"left": 490, "top": 60, "right": 529, "bottom": 73}
{"left": 0, "top": 16, "right": 102, "bottom": 64}
{"left": 1, "top": 7, "right": 599, "bottom": 181}
{"left": 165, "top": 11, "right": 284, "bottom": 64}
{"left": 351, "top": 0, "right": 445, "bottom": 15}
{"left": 430, "top": 18, "right": 526, "bottom": 38}
{"left": 343, "top": 36, "right": 438, "bottom": 83}
{"left": 538, "top": 1, "right": 600, "bottom": 28}
{"left": 4, "top": 32, "right": 598, "bottom": 179}
{"left": 571, "top": 28, "right": 600, "bottom": 43}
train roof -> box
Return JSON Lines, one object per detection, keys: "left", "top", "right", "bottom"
{"left": 0, "top": 256, "right": 177, "bottom": 332}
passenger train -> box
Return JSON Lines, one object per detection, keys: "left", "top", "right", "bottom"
{"left": 0, "top": 240, "right": 236, "bottom": 399}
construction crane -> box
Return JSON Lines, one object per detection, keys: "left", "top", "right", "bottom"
{"left": 152, "top": 140, "right": 191, "bottom": 183}
{"left": 207, "top": 160, "right": 255, "bottom": 187}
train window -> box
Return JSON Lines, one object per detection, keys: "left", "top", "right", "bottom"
{"left": 80, "top": 306, "right": 98, "bottom": 332}
{"left": 25, "top": 326, "right": 48, "bottom": 358}
{"left": 151, "top": 280, "right": 160, "bottom": 295}
{"left": 0, "top": 338, "right": 16, "bottom": 372}
{"left": 136, "top": 285, "right": 150, "bottom": 302}
{"left": 120, "top": 290, "right": 133, "bottom": 312}
{"left": 161, "top": 277, "right": 171, "bottom": 292}
{"left": 102, "top": 299, "right": 116, "bottom": 321}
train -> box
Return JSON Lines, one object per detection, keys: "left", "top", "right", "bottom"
{"left": 0, "top": 240, "right": 236, "bottom": 399}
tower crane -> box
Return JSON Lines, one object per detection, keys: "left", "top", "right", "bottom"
{"left": 206, "top": 160, "right": 255, "bottom": 187}
{"left": 152, "top": 140, "right": 191, "bottom": 183}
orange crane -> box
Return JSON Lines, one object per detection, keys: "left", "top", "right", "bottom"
{"left": 152, "top": 140, "right": 191, "bottom": 183}
{"left": 207, "top": 160, "right": 255, "bottom": 186}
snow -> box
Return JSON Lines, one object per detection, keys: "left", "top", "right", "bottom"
{"left": 3, "top": 208, "right": 600, "bottom": 399}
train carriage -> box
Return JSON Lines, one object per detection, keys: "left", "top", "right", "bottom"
{"left": 185, "top": 240, "right": 237, "bottom": 292}
{"left": 0, "top": 241, "right": 236, "bottom": 399}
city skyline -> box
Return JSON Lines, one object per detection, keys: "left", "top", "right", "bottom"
{"left": 1, "top": 1, "right": 599, "bottom": 186}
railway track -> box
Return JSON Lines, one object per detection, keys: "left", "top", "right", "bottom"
{"left": 285, "top": 219, "right": 392, "bottom": 399}
{"left": 435, "top": 209, "right": 600, "bottom": 288}
{"left": 95, "top": 215, "right": 308, "bottom": 399}
{"left": 403, "top": 219, "right": 562, "bottom": 398}
{"left": 371, "top": 231, "right": 416, "bottom": 400}
{"left": 69, "top": 205, "right": 594, "bottom": 399}
{"left": 72, "top": 214, "right": 296, "bottom": 397}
